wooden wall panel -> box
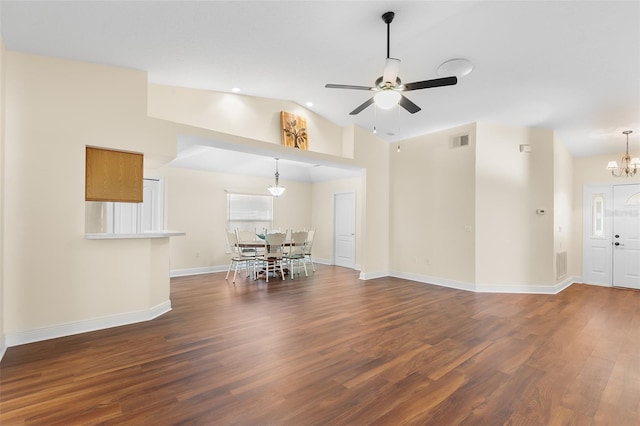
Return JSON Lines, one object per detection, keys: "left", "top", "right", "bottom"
{"left": 85, "top": 146, "right": 143, "bottom": 202}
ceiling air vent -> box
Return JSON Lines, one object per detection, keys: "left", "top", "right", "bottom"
{"left": 450, "top": 133, "right": 469, "bottom": 149}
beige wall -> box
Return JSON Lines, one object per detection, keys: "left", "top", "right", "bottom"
{"left": 3, "top": 52, "right": 176, "bottom": 337}
{"left": 311, "top": 176, "right": 363, "bottom": 267}
{"left": 389, "top": 123, "right": 476, "bottom": 284}
{"left": 553, "top": 134, "right": 573, "bottom": 279}
{"left": 147, "top": 83, "right": 386, "bottom": 277}
{"left": 476, "top": 123, "right": 555, "bottom": 288}
{"left": 148, "top": 84, "right": 344, "bottom": 157}
{"left": 3, "top": 47, "right": 623, "bottom": 352}
{"left": 154, "top": 166, "right": 312, "bottom": 273}
{"left": 0, "top": 39, "right": 5, "bottom": 354}
{"left": 351, "top": 126, "right": 390, "bottom": 277}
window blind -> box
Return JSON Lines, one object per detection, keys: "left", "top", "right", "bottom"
{"left": 227, "top": 193, "right": 273, "bottom": 231}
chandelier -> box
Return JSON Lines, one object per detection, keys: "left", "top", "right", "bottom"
{"left": 267, "top": 158, "right": 286, "bottom": 197}
{"left": 607, "top": 130, "right": 639, "bottom": 177}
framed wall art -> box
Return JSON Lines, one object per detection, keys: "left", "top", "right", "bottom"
{"left": 280, "top": 111, "right": 308, "bottom": 150}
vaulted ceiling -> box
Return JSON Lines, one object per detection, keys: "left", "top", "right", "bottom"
{"left": 2, "top": 1, "right": 638, "bottom": 174}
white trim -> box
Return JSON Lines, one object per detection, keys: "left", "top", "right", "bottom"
{"left": 582, "top": 280, "right": 612, "bottom": 288}
{"left": 390, "top": 271, "right": 475, "bottom": 292}
{"left": 170, "top": 265, "right": 226, "bottom": 277}
{"left": 389, "top": 271, "right": 579, "bottom": 295}
{"left": 4, "top": 300, "right": 171, "bottom": 348}
{"left": 0, "top": 335, "right": 6, "bottom": 361}
{"left": 359, "top": 270, "right": 390, "bottom": 280}
{"left": 86, "top": 231, "right": 185, "bottom": 240}
{"left": 476, "top": 276, "right": 578, "bottom": 294}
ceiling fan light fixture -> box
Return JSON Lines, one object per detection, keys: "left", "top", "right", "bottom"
{"left": 374, "top": 90, "right": 401, "bottom": 109}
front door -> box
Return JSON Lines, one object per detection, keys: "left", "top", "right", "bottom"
{"left": 612, "top": 184, "right": 640, "bottom": 289}
{"left": 334, "top": 192, "right": 355, "bottom": 268}
{"left": 583, "top": 183, "right": 640, "bottom": 289}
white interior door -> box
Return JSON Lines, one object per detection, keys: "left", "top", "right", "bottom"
{"left": 612, "top": 184, "right": 640, "bottom": 289}
{"left": 582, "top": 185, "right": 612, "bottom": 286}
{"left": 334, "top": 192, "right": 355, "bottom": 268}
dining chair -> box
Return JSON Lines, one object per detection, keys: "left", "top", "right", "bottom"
{"left": 236, "top": 228, "right": 261, "bottom": 257}
{"left": 303, "top": 229, "right": 316, "bottom": 272}
{"left": 285, "top": 230, "right": 308, "bottom": 279}
{"left": 259, "top": 231, "right": 287, "bottom": 282}
{"left": 225, "top": 230, "right": 256, "bottom": 283}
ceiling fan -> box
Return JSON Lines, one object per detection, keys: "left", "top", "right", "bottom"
{"left": 325, "top": 11, "right": 458, "bottom": 115}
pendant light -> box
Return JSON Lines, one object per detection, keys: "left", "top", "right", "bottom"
{"left": 607, "top": 130, "right": 639, "bottom": 177}
{"left": 268, "top": 158, "right": 286, "bottom": 197}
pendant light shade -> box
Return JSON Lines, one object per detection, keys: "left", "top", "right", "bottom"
{"left": 268, "top": 158, "right": 286, "bottom": 197}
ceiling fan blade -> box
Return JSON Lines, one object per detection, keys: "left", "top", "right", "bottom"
{"left": 325, "top": 84, "right": 374, "bottom": 91}
{"left": 349, "top": 97, "right": 375, "bottom": 115}
{"left": 398, "top": 94, "right": 421, "bottom": 114}
{"left": 403, "top": 76, "right": 458, "bottom": 91}
{"left": 383, "top": 58, "right": 401, "bottom": 85}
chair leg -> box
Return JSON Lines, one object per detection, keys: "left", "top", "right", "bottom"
{"left": 279, "top": 260, "right": 285, "bottom": 280}
{"left": 226, "top": 260, "right": 233, "bottom": 280}
{"left": 301, "top": 258, "right": 308, "bottom": 277}
{"left": 233, "top": 260, "right": 240, "bottom": 283}
{"left": 289, "top": 258, "right": 295, "bottom": 280}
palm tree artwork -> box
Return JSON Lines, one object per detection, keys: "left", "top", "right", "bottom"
{"left": 280, "top": 111, "right": 308, "bottom": 150}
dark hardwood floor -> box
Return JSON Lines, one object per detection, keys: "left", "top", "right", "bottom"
{"left": 1, "top": 265, "right": 639, "bottom": 425}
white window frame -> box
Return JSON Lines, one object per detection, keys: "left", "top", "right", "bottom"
{"left": 227, "top": 192, "right": 273, "bottom": 232}
{"left": 105, "top": 178, "right": 164, "bottom": 233}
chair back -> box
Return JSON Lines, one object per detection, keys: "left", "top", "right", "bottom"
{"left": 264, "top": 231, "right": 287, "bottom": 258}
{"left": 236, "top": 229, "right": 257, "bottom": 242}
{"left": 234, "top": 229, "right": 258, "bottom": 258}
{"left": 289, "top": 231, "right": 308, "bottom": 256}
{"left": 304, "top": 229, "right": 315, "bottom": 254}
{"left": 226, "top": 230, "right": 241, "bottom": 256}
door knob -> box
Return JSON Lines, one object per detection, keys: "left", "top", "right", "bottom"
{"left": 615, "top": 234, "right": 620, "bottom": 238}
{"left": 614, "top": 242, "right": 620, "bottom": 246}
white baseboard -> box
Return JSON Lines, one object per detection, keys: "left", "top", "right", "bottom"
{"left": 0, "top": 334, "right": 6, "bottom": 362}
{"left": 389, "top": 271, "right": 579, "bottom": 295}
{"left": 360, "top": 270, "right": 390, "bottom": 280}
{"left": 311, "top": 257, "right": 332, "bottom": 266}
{"left": 170, "top": 265, "right": 226, "bottom": 277}
{"left": 475, "top": 275, "right": 579, "bottom": 294}
{"left": 4, "top": 300, "right": 172, "bottom": 348}
{"left": 389, "top": 271, "right": 476, "bottom": 292}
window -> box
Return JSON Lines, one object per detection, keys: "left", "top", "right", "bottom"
{"left": 227, "top": 193, "right": 273, "bottom": 232}
{"left": 105, "top": 178, "right": 164, "bottom": 233}
{"left": 591, "top": 193, "right": 605, "bottom": 238}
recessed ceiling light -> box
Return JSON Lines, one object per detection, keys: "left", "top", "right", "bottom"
{"left": 437, "top": 58, "right": 474, "bottom": 78}
{"left": 231, "top": 87, "right": 241, "bottom": 93}
{"left": 306, "top": 101, "right": 313, "bottom": 107}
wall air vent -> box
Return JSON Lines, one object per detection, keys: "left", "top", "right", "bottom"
{"left": 450, "top": 133, "right": 470, "bottom": 149}
{"left": 556, "top": 251, "right": 567, "bottom": 280}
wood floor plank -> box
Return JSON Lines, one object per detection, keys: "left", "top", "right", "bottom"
{"left": 1, "top": 266, "right": 639, "bottom": 425}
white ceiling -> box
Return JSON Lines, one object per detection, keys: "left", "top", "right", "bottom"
{"left": 2, "top": 0, "right": 639, "bottom": 179}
